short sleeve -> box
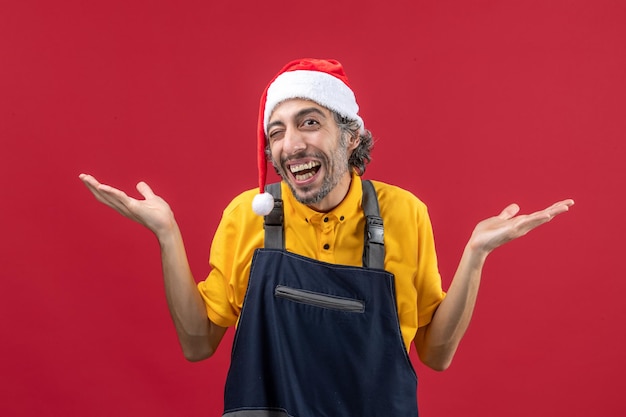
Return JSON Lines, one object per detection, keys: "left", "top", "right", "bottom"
{"left": 197, "top": 189, "right": 264, "bottom": 327}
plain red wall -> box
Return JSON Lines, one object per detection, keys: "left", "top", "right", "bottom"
{"left": 1, "top": 1, "right": 624, "bottom": 416}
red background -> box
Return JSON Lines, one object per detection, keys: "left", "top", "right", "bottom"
{"left": 1, "top": 1, "right": 624, "bottom": 416}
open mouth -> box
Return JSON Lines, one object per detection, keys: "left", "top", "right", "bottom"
{"left": 289, "top": 161, "right": 321, "bottom": 182}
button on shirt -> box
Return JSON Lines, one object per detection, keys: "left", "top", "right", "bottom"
{"left": 308, "top": 213, "right": 335, "bottom": 257}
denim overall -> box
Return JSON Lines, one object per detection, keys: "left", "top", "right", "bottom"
{"left": 222, "top": 181, "right": 418, "bottom": 417}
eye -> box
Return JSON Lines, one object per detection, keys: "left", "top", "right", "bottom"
{"left": 268, "top": 129, "right": 285, "bottom": 142}
{"left": 301, "top": 119, "right": 320, "bottom": 129}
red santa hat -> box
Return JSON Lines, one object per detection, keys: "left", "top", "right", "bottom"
{"left": 252, "top": 58, "right": 364, "bottom": 215}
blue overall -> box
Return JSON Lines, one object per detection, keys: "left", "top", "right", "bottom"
{"left": 222, "top": 181, "right": 418, "bottom": 417}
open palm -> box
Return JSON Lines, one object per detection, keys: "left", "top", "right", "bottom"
{"left": 79, "top": 174, "right": 175, "bottom": 237}
{"left": 469, "top": 199, "right": 575, "bottom": 254}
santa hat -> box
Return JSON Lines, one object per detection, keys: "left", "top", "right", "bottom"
{"left": 251, "top": 58, "right": 364, "bottom": 215}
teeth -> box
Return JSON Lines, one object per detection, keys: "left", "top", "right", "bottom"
{"left": 290, "top": 161, "right": 320, "bottom": 174}
{"left": 295, "top": 172, "right": 315, "bottom": 181}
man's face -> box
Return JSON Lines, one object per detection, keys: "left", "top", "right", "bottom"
{"left": 267, "top": 99, "right": 358, "bottom": 211}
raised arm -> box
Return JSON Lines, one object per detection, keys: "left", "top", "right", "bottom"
{"left": 414, "top": 199, "right": 575, "bottom": 371}
{"left": 79, "top": 174, "right": 227, "bottom": 361}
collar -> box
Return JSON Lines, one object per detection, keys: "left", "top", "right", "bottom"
{"left": 282, "top": 173, "right": 363, "bottom": 224}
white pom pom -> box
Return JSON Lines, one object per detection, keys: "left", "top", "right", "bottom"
{"left": 252, "top": 192, "right": 275, "bottom": 216}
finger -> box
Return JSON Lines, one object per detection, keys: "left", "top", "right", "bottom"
{"left": 530, "top": 199, "right": 575, "bottom": 221}
{"left": 90, "top": 186, "right": 130, "bottom": 212}
{"left": 101, "top": 185, "right": 145, "bottom": 214}
{"left": 136, "top": 181, "right": 156, "bottom": 199}
{"left": 543, "top": 199, "right": 574, "bottom": 211}
{"left": 97, "top": 183, "right": 130, "bottom": 200}
{"left": 80, "top": 174, "right": 119, "bottom": 200}
{"left": 80, "top": 175, "right": 113, "bottom": 205}
{"left": 514, "top": 200, "right": 574, "bottom": 234}
{"left": 497, "top": 203, "right": 520, "bottom": 220}
{"left": 548, "top": 199, "right": 575, "bottom": 214}
{"left": 79, "top": 174, "right": 144, "bottom": 221}
{"left": 81, "top": 178, "right": 125, "bottom": 209}
{"left": 79, "top": 173, "right": 101, "bottom": 189}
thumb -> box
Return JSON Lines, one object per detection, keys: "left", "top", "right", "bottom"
{"left": 498, "top": 203, "right": 520, "bottom": 220}
{"left": 136, "top": 181, "right": 156, "bottom": 199}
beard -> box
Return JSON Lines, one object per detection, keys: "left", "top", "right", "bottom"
{"left": 271, "top": 134, "right": 350, "bottom": 206}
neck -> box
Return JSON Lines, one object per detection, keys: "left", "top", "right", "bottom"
{"left": 306, "top": 172, "right": 353, "bottom": 212}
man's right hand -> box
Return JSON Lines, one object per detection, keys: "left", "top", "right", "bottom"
{"left": 80, "top": 173, "right": 226, "bottom": 360}
{"left": 79, "top": 174, "right": 175, "bottom": 238}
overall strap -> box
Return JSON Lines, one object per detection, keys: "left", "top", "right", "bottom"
{"left": 263, "top": 180, "right": 386, "bottom": 269}
{"left": 361, "top": 180, "right": 385, "bottom": 269}
{"left": 263, "top": 182, "right": 284, "bottom": 249}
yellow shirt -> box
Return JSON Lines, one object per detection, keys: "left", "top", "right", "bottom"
{"left": 198, "top": 174, "right": 445, "bottom": 352}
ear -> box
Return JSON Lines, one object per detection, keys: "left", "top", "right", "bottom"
{"left": 346, "top": 132, "right": 360, "bottom": 152}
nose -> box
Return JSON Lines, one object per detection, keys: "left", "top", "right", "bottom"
{"left": 282, "top": 127, "right": 306, "bottom": 155}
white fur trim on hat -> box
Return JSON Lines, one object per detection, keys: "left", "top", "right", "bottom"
{"left": 263, "top": 70, "right": 364, "bottom": 134}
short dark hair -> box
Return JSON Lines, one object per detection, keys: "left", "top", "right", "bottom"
{"left": 333, "top": 112, "right": 373, "bottom": 176}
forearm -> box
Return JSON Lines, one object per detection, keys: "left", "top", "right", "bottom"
{"left": 415, "top": 198, "right": 574, "bottom": 371}
{"left": 415, "top": 244, "right": 487, "bottom": 371}
{"left": 157, "top": 223, "right": 225, "bottom": 361}
{"left": 78, "top": 175, "right": 227, "bottom": 360}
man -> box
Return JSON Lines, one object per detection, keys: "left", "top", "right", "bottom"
{"left": 80, "top": 58, "right": 573, "bottom": 416}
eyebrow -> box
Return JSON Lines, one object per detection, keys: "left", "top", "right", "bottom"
{"left": 295, "top": 107, "right": 327, "bottom": 120}
{"left": 267, "top": 107, "right": 327, "bottom": 132}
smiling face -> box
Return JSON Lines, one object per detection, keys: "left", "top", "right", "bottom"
{"left": 266, "top": 99, "right": 359, "bottom": 212}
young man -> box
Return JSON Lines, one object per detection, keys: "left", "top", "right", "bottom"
{"left": 80, "top": 58, "right": 573, "bottom": 416}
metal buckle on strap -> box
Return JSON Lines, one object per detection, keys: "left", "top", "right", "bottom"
{"left": 366, "top": 216, "right": 384, "bottom": 245}
{"left": 264, "top": 198, "right": 284, "bottom": 250}
{"left": 263, "top": 183, "right": 284, "bottom": 250}
{"left": 264, "top": 199, "right": 284, "bottom": 226}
